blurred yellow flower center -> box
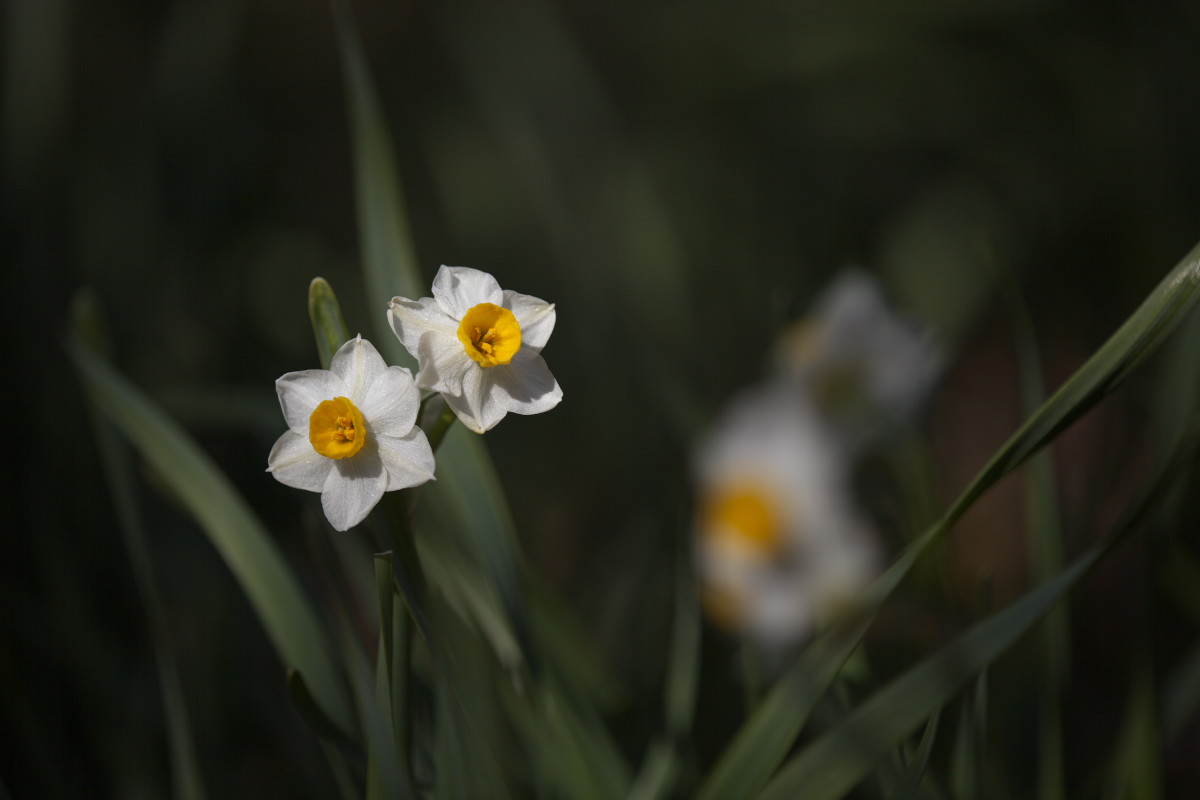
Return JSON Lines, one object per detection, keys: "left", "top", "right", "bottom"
{"left": 309, "top": 396, "right": 366, "bottom": 460}
{"left": 458, "top": 303, "right": 522, "bottom": 367}
{"left": 703, "top": 486, "right": 782, "bottom": 556}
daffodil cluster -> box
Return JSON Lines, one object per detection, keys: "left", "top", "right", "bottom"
{"left": 268, "top": 267, "right": 562, "bottom": 530}
{"left": 694, "top": 269, "right": 939, "bottom": 651}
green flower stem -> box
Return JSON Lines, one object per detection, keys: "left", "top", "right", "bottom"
{"left": 375, "top": 493, "right": 430, "bottom": 642}
{"left": 419, "top": 392, "right": 459, "bottom": 453}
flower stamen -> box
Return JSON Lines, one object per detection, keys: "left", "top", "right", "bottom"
{"left": 458, "top": 303, "right": 521, "bottom": 367}
{"left": 310, "top": 397, "right": 366, "bottom": 459}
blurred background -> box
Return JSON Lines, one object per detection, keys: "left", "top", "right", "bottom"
{"left": 5, "top": 0, "right": 1200, "bottom": 796}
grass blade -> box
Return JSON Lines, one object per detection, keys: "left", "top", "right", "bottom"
{"left": 695, "top": 617, "right": 873, "bottom": 800}
{"left": 1007, "top": 285, "right": 1068, "bottom": 800}
{"left": 949, "top": 670, "right": 987, "bottom": 800}
{"left": 75, "top": 294, "right": 209, "bottom": 800}
{"left": 697, "top": 241, "right": 1200, "bottom": 800}
{"left": 374, "top": 554, "right": 397, "bottom": 708}
{"left": 756, "top": 551, "right": 1093, "bottom": 800}
{"left": 629, "top": 534, "right": 701, "bottom": 800}
{"left": 332, "top": 0, "right": 531, "bottom": 671}
{"left": 888, "top": 710, "right": 941, "bottom": 800}
{"left": 755, "top": 425, "right": 1200, "bottom": 800}
{"left": 71, "top": 340, "right": 353, "bottom": 735}
{"left": 331, "top": 0, "right": 421, "bottom": 369}
{"left": 1105, "top": 663, "right": 1163, "bottom": 800}
{"left": 1164, "top": 639, "right": 1200, "bottom": 738}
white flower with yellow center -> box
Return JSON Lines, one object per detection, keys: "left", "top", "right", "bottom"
{"left": 773, "top": 268, "right": 941, "bottom": 444}
{"left": 387, "top": 265, "right": 562, "bottom": 433}
{"left": 696, "top": 385, "right": 880, "bottom": 649}
{"left": 267, "top": 336, "right": 435, "bottom": 531}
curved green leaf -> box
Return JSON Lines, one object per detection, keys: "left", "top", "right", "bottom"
{"left": 332, "top": 0, "right": 529, "bottom": 668}
{"left": 71, "top": 344, "right": 353, "bottom": 735}
{"left": 75, "top": 291, "right": 209, "bottom": 800}
{"left": 698, "top": 241, "right": 1200, "bottom": 800}
{"left": 755, "top": 426, "right": 1200, "bottom": 800}
{"left": 331, "top": 0, "right": 421, "bottom": 371}
{"left": 309, "top": 276, "right": 352, "bottom": 370}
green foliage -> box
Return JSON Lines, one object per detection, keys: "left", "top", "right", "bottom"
{"left": 71, "top": 323, "right": 354, "bottom": 737}
{"left": 25, "top": 0, "right": 1200, "bottom": 797}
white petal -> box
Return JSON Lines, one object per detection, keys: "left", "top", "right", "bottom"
{"left": 276, "top": 369, "right": 349, "bottom": 434}
{"left": 329, "top": 335, "right": 387, "bottom": 404}
{"left": 266, "top": 431, "right": 332, "bottom": 491}
{"left": 320, "top": 447, "right": 387, "bottom": 531}
{"left": 414, "top": 333, "right": 475, "bottom": 395}
{"left": 358, "top": 364, "right": 421, "bottom": 437}
{"left": 375, "top": 430, "right": 436, "bottom": 490}
{"left": 493, "top": 354, "right": 562, "bottom": 416}
{"left": 431, "top": 265, "right": 503, "bottom": 318}
{"left": 503, "top": 290, "right": 556, "bottom": 353}
{"left": 751, "top": 575, "right": 817, "bottom": 647}
{"left": 388, "top": 296, "right": 456, "bottom": 359}
{"left": 444, "top": 367, "right": 507, "bottom": 433}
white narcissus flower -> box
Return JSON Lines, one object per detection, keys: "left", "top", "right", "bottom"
{"left": 387, "top": 265, "right": 562, "bottom": 433}
{"left": 267, "top": 336, "right": 435, "bottom": 531}
{"left": 695, "top": 385, "right": 880, "bottom": 650}
{"left": 773, "top": 268, "right": 941, "bottom": 442}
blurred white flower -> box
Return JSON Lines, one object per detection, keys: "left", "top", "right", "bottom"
{"left": 773, "top": 268, "right": 940, "bottom": 443}
{"left": 388, "top": 265, "right": 562, "bottom": 433}
{"left": 267, "top": 336, "right": 435, "bottom": 531}
{"left": 695, "top": 385, "right": 880, "bottom": 649}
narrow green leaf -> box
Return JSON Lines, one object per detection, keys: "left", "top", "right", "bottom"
{"left": 695, "top": 617, "right": 873, "bottom": 800}
{"left": 347, "top": 632, "right": 409, "bottom": 800}
{"left": 389, "top": 595, "right": 412, "bottom": 780}
{"left": 665, "top": 539, "right": 701, "bottom": 739}
{"left": 758, "top": 552, "right": 1096, "bottom": 800}
{"left": 330, "top": 0, "right": 421, "bottom": 370}
{"left": 697, "top": 241, "right": 1200, "bottom": 800}
{"left": 374, "top": 554, "right": 396, "bottom": 702}
{"left": 526, "top": 574, "right": 623, "bottom": 711}
{"left": 627, "top": 739, "right": 678, "bottom": 800}
{"left": 74, "top": 293, "right": 209, "bottom": 800}
{"left": 755, "top": 426, "right": 1200, "bottom": 800}
{"left": 420, "top": 427, "right": 530, "bottom": 659}
{"left": 71, "top": 345, "right": 353, "bottom": 734}
{"left": 1007, "top": 287, "right": 1067, "bottom": 800}
{"left": 1164, "top": 638, "right": 1200, "bottom": 738}
{"left": 1151, "top": 307, "right": 1200, "bottom": 521}
{"left": 1036, "top": 700, "right": 1065, "bottom": 800}
{"left": 309, "top": 276, "right": 352, "bottom": 370}
{"left": 955, "top": 241, "right": 1200, "bottom": 504}
{"left": 285, "top": 669, "right": 361, "bottom": 757}
{"left": 317, "top": 740, "right": 362, "bottom": 800}
{"left": 888, "top": 711, "right": 941, "bottom": 800}
{"left": 949, "top": 671, "right": 987, "bottom": 800}
{"left": 1162, "top": 543, "right": 1200, "bottom": 626}
{"left": 503, "top": 678, "right": 632, "bottom": 800}
{"left": 427, "top": 596, "right": 514, "bottom": 800}
{"left": 332, "top": 0, "right": 531, "bottom": 669}
{"left": 417, "top": 533, "right": 522, "bottom": 670}
{"left": 374, "top": 493, "right": 431, "bottom": 640}
{"left": 629, "top": 540, "right": 700, "bottom": 800}
{"left": 1105, "top": 664, "right": 1163, "bottom": 800}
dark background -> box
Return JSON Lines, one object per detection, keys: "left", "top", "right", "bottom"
{"left": 5, "top": 0, "right": 1200, "bottom": 796}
